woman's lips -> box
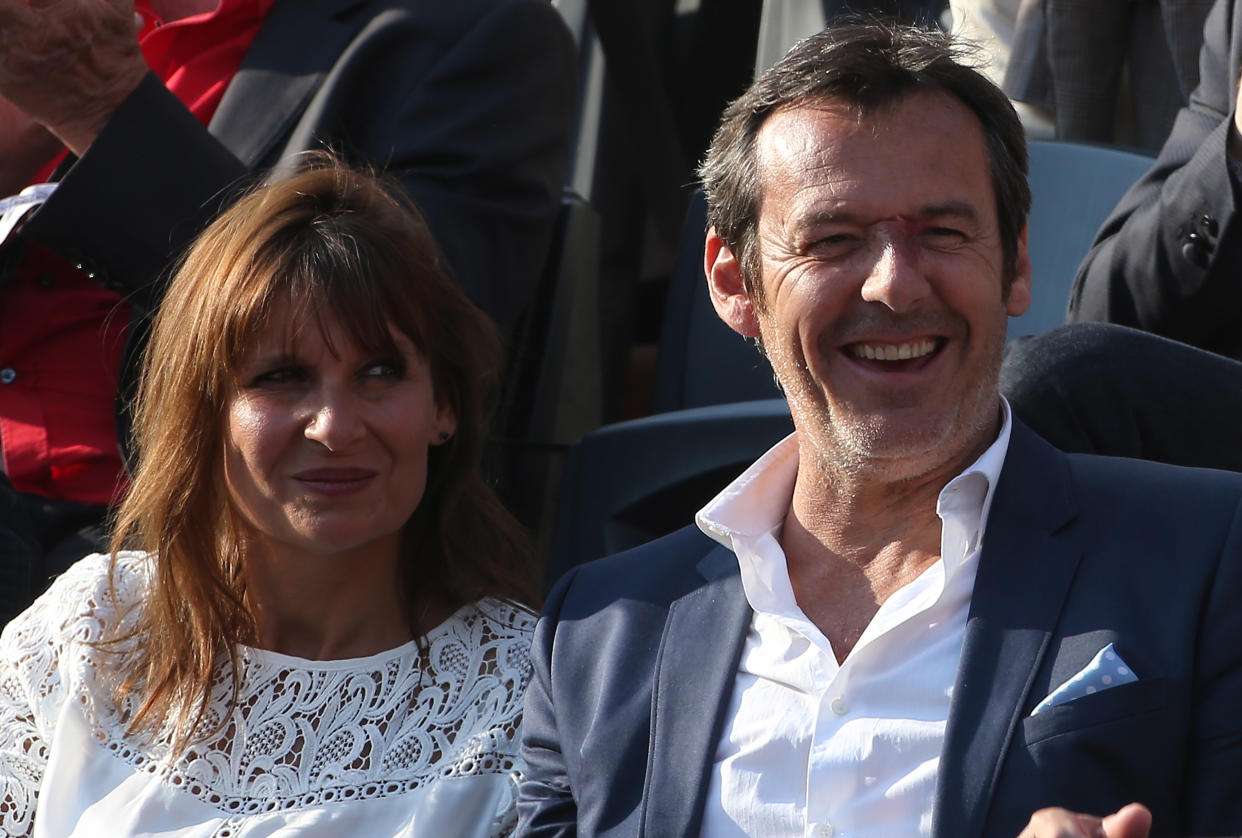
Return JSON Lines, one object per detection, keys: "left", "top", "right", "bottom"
{"left": 292, "top": 468, "right": 378, "bottom": 495}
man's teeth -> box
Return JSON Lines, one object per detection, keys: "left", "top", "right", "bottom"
{"left": 850, "top": 338, "right": 938, "bottom": 361}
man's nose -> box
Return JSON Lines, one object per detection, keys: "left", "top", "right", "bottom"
{"left": 303, "top": 388, "right": 366, "bottom": 452}
{"left": 859, "top": 223, "right": 930, "bottom": 313}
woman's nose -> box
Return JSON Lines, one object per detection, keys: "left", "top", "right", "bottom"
{"left": 303, "top": 389, "right": 366, "bottom": 452}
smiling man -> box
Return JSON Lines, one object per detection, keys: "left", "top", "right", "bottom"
{"left": 517, "top": 22, "right": 1242, "bottom": 838}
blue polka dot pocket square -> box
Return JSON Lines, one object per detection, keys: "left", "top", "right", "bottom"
{"left": 1029, "top": 643, "right": 1138, "bottom": 716}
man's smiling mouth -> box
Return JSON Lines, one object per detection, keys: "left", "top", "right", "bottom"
{"left": 846, "top": 337, "right": 941, "bottom": 361}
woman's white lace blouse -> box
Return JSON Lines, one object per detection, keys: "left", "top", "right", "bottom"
{"left": 0, "top": 552, "right": 535, "bottom": 837}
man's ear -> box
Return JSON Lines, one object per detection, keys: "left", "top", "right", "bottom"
{"left": 704, "top": 227, "right": 762, "bottom": 338}
{"left": 1005, "top": 223, "right": 1032, "bottom": 317}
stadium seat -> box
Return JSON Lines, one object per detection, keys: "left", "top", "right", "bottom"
{"left": 546, "top": 398, "right": 793, "bottom": 587}
{"left": 1010, "top": 139, "right": 1154, "bottom": 340}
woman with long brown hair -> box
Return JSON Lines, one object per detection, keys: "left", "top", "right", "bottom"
{"left": 0, "top": 155, "right": 537, "bottom": 836}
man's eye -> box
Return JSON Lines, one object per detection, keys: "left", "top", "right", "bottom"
{"left": 808, "top": 234, "right": 860, "bottom": 256}
{"left": 924, "top": 227, "right": 966, "bottom": 243}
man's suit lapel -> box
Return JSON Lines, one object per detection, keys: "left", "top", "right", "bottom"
{"left": 209, "top": 0, "right": 365, "bottom": 168}
{"left": 934, "top": 422, "right": 1082, "bottom": 838}
{"left": 640, "top": 545, "right": 751, "bottom": 838}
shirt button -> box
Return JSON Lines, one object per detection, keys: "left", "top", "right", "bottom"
{"left": 811, "top": 822, "right": 835, "bottom": 838}
{"left": 0, "top": 368, "right": 16, "bottom": 384}
{"left": 830, "top": 696, "right": 849, "bottom": 715}
{"left": 1181, "top": 235, "right": 1209, "bottom": 268}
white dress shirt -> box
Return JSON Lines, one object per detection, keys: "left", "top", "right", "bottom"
{"left": 696, "top": 400, "right": 1014, "bottom": 838}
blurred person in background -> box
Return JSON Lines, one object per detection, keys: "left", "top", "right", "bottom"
{"left": 1067, "top": 0, "right": 1240, "bottom": 350}
{"left": 949, "top": 0, "right": 1213, "bottom": 150}
{"left": 1001, "top": 0, "right": 1242, "bottom": 472}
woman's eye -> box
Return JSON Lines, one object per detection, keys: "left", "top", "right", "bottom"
{"left": 249, "top": 367, "right": 303, "bottom": 387}
{"left": 361, "top": 359, "right": 406, "bottom": 380}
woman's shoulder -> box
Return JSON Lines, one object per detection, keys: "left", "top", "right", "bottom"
{"left": 420, "top": 598, "right": 535, "bottom": 708}
{"left": 459, "top": 597, "right": 538, "bottom": 636}
{"left": 431, "top": 598, "right": 536, "bottom": 678}
{"left": 0, "top": 551, "right": 154, "bottom": 800}
{"left": 387, "top": 598, "right": 533, "bottom": 786}
{"left": 2, "top": 551, "right": 153, "bottom": 650}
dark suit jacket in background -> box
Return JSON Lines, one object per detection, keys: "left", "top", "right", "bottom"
{"left": 19, "top": 0, "right": 576, "bottom": 339}
{"left": 1067, "top": 0, "right": 1242, "bottom": 359}
{"left": 517, "top": 421, "right": 1242, "bottom": 837}
{"left": 1003, "top": 0, "right": 1214, "bottom": 151}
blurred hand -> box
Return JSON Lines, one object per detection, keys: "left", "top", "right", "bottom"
{"left": 0, "top": 0, "right": 147, "bottom": 156}
{"left": 1017, "top": 803, "right": 1152, "bottom": 838}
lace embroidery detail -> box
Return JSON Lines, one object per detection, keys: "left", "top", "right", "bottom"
{"left": 0, "top": 553, "right": 533, "bottom": 832}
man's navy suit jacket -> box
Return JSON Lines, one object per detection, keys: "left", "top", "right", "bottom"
{"left": 517, "top": 421, "right": 1242, "bottom": 837}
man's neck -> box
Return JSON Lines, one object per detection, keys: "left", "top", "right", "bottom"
{"left": 780, "top": 466, "right": 946, "bottom": 662}
{"left": 778, "top": 420, "right": 1001, "bottom": 661}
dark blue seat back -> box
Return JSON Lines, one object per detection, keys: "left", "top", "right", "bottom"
{"left": 547, "top": 399, "right": 793, "bottom": 588}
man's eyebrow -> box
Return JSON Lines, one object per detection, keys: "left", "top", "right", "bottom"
{"left": 793, "top": 207, "right": 864, "bottom": 230}
{"left": 915, "top": 201, "right": 981, "bottom": 222}
{"left": 794, "top": 201, "right": 982, "bottom": 229}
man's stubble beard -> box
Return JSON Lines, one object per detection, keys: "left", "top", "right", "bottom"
{"left": 770, "top": 320, "right": 1007, "bottom": 490}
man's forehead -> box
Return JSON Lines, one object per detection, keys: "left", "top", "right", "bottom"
{"left": 755, "top": 99, "right": 863, "bottom": 169}
{"left": 752, "top": 90, "right": 994, "bottom": 222}
{"left": 756, "top": 89, "right": 981, "bottom": 160}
